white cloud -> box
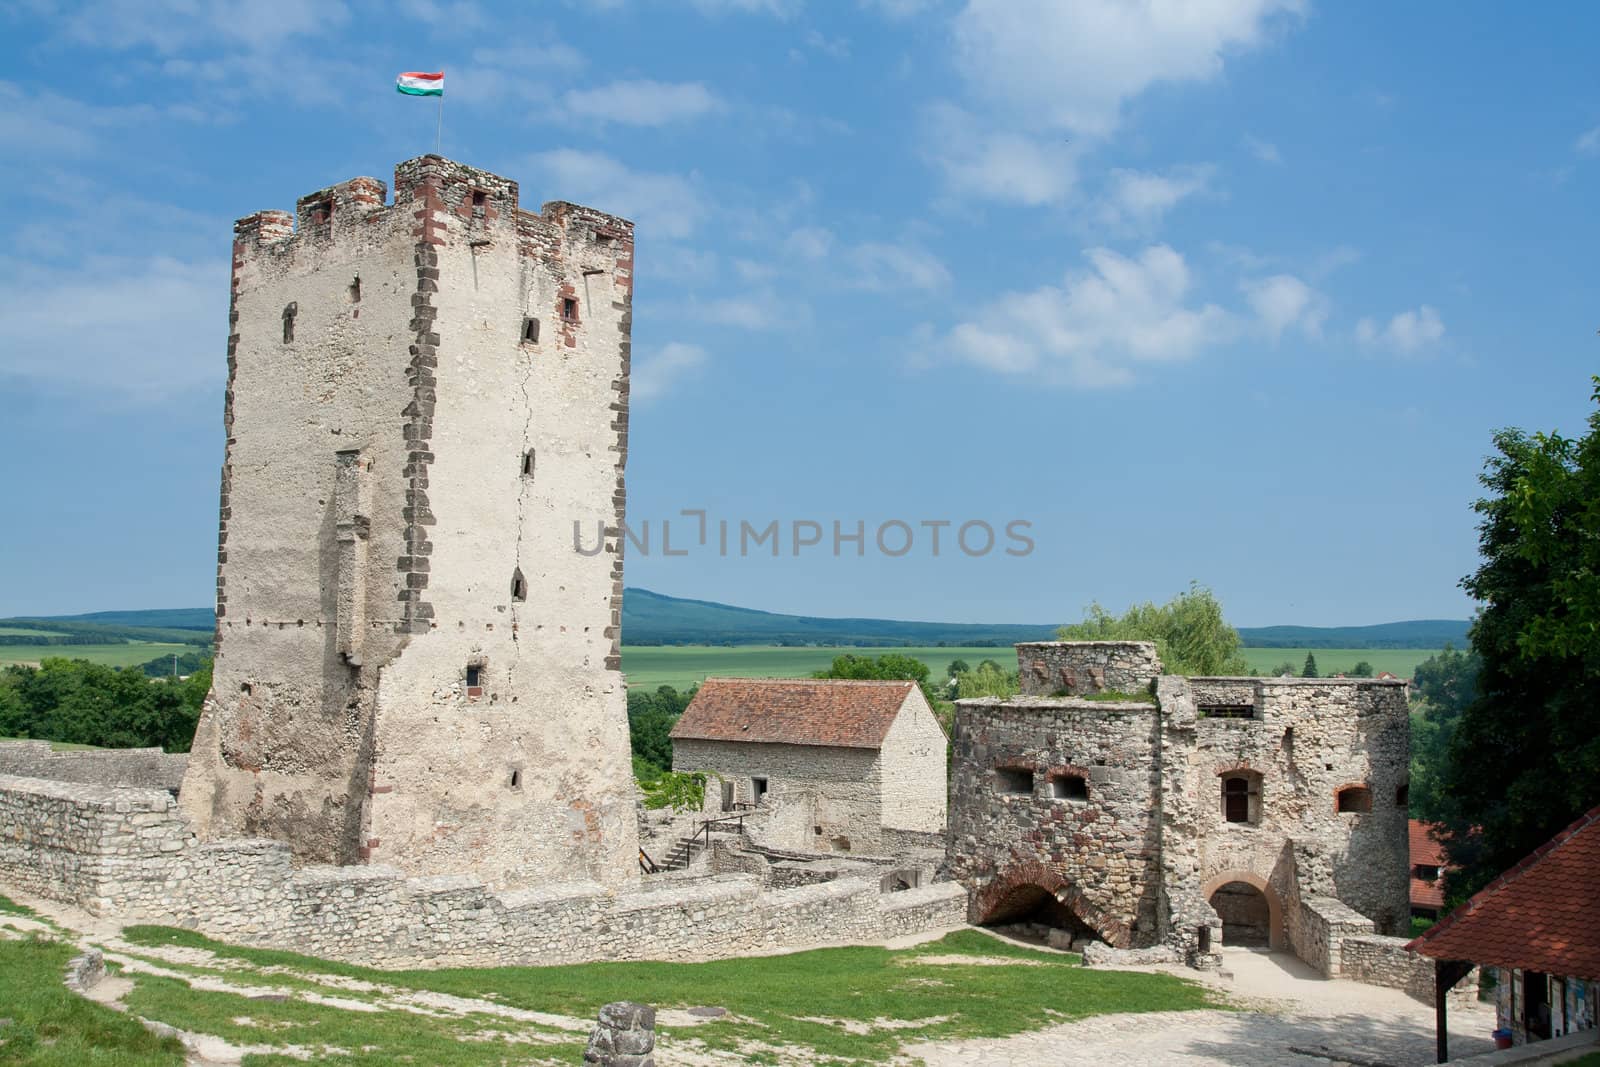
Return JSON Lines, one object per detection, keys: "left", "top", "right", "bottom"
{"left": 861, "top": 0, "right": 935, "bottom": 14}
{"left": 1576, "top": 125, "right": 1600, "bottom": 156}
{"left": 1097, "top": 164, "right": 1213, "bottom": 230}
{"left": 1245, "top": 135, "right": 1282, "bottom": 164}
{"left": 525, "top": 149, "right": 704, "bottom": 239}
{"left": 1, "top": 256, "right": 225, "bottom": 398}
{"left": 926, "top": 102, "right": 1078, "bottom": 205}
{"left": 1242, "top": 274, "right": 1326, "bottom": 341}
{"left": 632, "top": 342, "right": 709, "bottom": 402}
{"left": 952, "top": 0, "right": 1303, "bottom": 137}
{"left": 849, "top": 242, "right": 951, "bottom": 291}
{"left": 562, "top": 80, "right": 723, "bottom": 126}
{"left": 60, "top": 0, "right": 346, "bottom": 52}
{"left": 944, "top": 245, "right": 1231, "bottom": 386}
{"left": 1356, "top": 306, "right": 1445, "bottom": 354}
{"left": 785, "top": 227, "right": 834, "bottom": 259}
{"left": 702, "top": 292, "right": 787, "bottom": 329}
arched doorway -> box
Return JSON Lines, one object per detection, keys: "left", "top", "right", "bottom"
{"left": 978, "top": 882, "right": 1099, "bottom": 946}
{"left": 1202, "top": 870, "right": 1283, "bottom": 949}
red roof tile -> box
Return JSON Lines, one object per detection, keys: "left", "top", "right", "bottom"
{"left": 1410, "top": 820, "right": 1448, "bottom": 909}
{"left": 669, "top": 678, "right": 916, "bottom": 749}
{"left": 1408, "top": 806, "right": 1600, "bottom": 980}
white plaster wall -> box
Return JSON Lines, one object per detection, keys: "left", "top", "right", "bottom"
{"left": 878, "top": 688, "right": 948, "bottom": 833}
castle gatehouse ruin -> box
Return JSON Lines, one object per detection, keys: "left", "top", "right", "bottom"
{"left": 947, "top": 641, "right": 1412, "bottom": 971}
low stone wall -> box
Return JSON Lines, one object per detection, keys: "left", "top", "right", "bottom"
{"left": 1293, "top": 895, "right": 1375, "bottom": 977}
{"left": 1015, "top": 642, "right": 1162, "bottom": 697}
{"left": 1341, "top": 934, "right": 1480, "bottom": 1005}
{"left": 0, "top": 741, "right": 187, "bottom": 793}
{"left": 0, "top": 773, "right": 967, "bottom": 968}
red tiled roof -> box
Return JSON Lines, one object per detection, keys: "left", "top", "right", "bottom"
{"left": 1408, "top": 806, "right": 1600, "bottom": 980}
{"left": 669, "top": 678, "right": 915, "bottom": 749}
{"left": 1410, "top": 819, "right": 1448, "bottom": 909}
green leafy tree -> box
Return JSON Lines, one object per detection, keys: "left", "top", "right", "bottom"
{"left": 955, "top": 661, "right": 1018, "bottom": 700}
{"left": 1264, "top": 661, "right": 1297, "bottom": 677}
{"left": 1056, "top": 583, "right": 1248, "bottom": 676}
{"left": 1407, "top": 644, "right": 1480, "bottom": 823}
{"left": 1302, "top": 653, "right": 1319, "bottom": 679}
{"left": 626, "top": 684, "right": 695, "bottom": 774}
{"left": 813, "top": 653, "right": 930, "bottom": 686}
{"left": 945, "top": 659, "right": 970, "bottom": 679}
{"left": 1440, "top": 379, "right": 1600, "bottom": 901}
{"left": 1349, "top": 661, "right": 1374, "bottom": 678}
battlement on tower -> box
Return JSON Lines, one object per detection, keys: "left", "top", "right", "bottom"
{"left": 232, "top": 156, "right": 634, "bottom": 277}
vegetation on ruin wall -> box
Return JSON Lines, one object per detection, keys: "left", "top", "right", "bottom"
{"left": 116, "top": 923, "right": 1223, "bottom": 1064}
{"left": 0, "top": 658, "right": 209, "bottom": 753}
{"left": 1057, "top": 583, "right": 1249, "bottom": 676}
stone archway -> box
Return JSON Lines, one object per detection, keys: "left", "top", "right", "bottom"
{"left": 1202, "top": 870, "right": 1282, "bottom": 949}
{"left": 971, "top": 859, "right": 1132, "bottom": 947}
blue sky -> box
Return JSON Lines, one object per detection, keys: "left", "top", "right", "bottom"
{"left": 2, "top": 0, "right": 1596, "bottom": 627}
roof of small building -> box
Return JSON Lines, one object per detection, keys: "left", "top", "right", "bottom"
{"left": 669, "top": 677, "right": 917, "bottom": 749}
{"left": 1408, "top": 805, "right": 1600, "bottom": 980}
{"left": 1410, "top": 819, "right": 1448, "bottom": 910}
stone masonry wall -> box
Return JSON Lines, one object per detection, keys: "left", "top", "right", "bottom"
{"left": 1015, "top": 642, "right": 1162, "bottom": 697}
{"left": 0, "top": 741, "right": 187, "bottom": 793}
{"left": 946, "top": 697, "right": 1163, "bottom": 946}
{"left": 673, "top": 739, "right": 882, "bottom": 853}
{"left": 0, "top": 773, "right": 966, "bottom": 967}
{"left": 181, "top": 155, "right": 637, "bottom": 889}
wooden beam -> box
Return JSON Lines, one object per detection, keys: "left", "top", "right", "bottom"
{"left": 1434, "top": 959, "right": 1475, "bottom": 1063}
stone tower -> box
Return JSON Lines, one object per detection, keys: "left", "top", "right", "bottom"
{"left": 180, "top": 156, "right": 638, "bottom": 888}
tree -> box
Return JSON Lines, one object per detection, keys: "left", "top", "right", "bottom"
{"left": 626, "top": 684, "right": 695, "bottom": 774}
{"left": 1440, "top": 378, "right": 1600, "bottom": 902}
{"left": 1302, "top": 653, "right": 1319, "bottom": 679}
{"left": 1407, "top": 645, "right": 1480, "bottom": 823}
{"left": 945, "top": 659, "right": 971, "bottom": 679}
{"left": 1056, "top": 583, "right": 1248, "bottom": 676}
{"left": 1349, "top": 661, "right": 1374, "bottom": 678}
{"left": 955, "top": 660, "right": 1018, "bottom": 700}
{"left": 813, "top": 653, "right": 930, "bottom": 686}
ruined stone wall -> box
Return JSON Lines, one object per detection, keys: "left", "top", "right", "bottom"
{"left": 672, "top": 739, "right": 882, "bottom": 853}
{"left": 877, "top": 688, "right": 947, "bottom": 834}
{"left": 946, "top": 697, "right": 1164, "bottom": 947}
{"left": 1, "top": 773, "right": 965, "bottom": 967}
{"left": 1340, "top": 933, "right": 1476, "bottom": 1002}
{"left": 0, "top": 742, "right": 187, "bottom": 793}
{"left": 180, "top": 156, "right": 637, "bottom": 888}
{"left": 1015, "top": 642, "right": 1162, "bottom": 696}
{"left": 1187, "top": 678, "right": 1411, "bottom": 938}
{"left": 1293, "top": 895, "right": 1375, "bottom": 977}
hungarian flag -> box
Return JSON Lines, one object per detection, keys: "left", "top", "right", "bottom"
{"left": 396, "top": 71, "right": 443, "bottom": 97}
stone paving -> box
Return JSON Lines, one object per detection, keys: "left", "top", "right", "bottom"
{"left": 905, "top": 947, "right": 1499, "bottom": 1067}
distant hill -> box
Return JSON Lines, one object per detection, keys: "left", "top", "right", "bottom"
{"left": 5, "top": 595, "right": 1472, "bottom": 651}
{"left": 623, "top": 588, "right": 1053, "bottom": 647}
{"left": 1234, "top": 620, "right": 1471, "bottom": 650}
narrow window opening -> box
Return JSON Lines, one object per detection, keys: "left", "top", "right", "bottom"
{"left": 1050, "top": 774, "right": 1088, "bottom": 800}
{"left": 510, "top": 568, "right": 527, "bottom": 602}
{"left": 1220, "top": 772, "right": 1262, "bottom": 824}
{"left": 1200, "top": 704, "right": 1255, "bottom": 719}
{"left": 348, "top": 275, "right": 361, "bottom": 303}
{"left": 995, "top": 767, "right": 1034, "bottom": 795}
{"left": 1396, "top": 783, "right": 1410, "bottom": 806}
{"left": 310, "top": 199, "right": 332, "bottom": 225}
{"left": 1197, "top": 925, "right": 1212, "bottom": 953}
{"left": 561, "top": 297, "right": 579, "bottom": 322}
{"left": 521, "top": 316, "right": 540, "bottom": 344}
{"left": 240, "top": 682, "right": 253, "bottom": 695}
{"left": 1336, "top": 785, "right": 1373, "bottom": 813}
{"left": 465, "top": 664, "right": 483, "bottom": 698}
{"left": 282, "top": 302, "right": 297, "bottom": 343}
{"left": 521, "top": 449, "right": 535, "bottom": 478}
{"left": 471, "top": 189, "right": 487, "bottom": 213}
{"left": 752, "top": 776, "right": 769, "bottom": 803}
{"left": 509, "top": 768, "right": 522, "bottom": 789}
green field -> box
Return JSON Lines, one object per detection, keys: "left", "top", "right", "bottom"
{"left": 0, "top": 626, "right": 70, "bottom": 637}
{"left": 620, "top": 644, "right": 1443, "bottom": 690}
{"left": 0, "top": 641, "right": 193, "bottom": 669}
{"left": 1237, "top": 647, "right": 1439, "bottom": 679}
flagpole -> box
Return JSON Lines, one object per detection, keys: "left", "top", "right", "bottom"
{"left": 435, "top": 72, "right": 443, "bottom": 155}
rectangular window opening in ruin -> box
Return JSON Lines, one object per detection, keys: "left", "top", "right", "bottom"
{"left": 751, "top": 776, "right": 769, "bottom": 804}
{"left": 1336, "top": 786, "right": 1373, "bottom": 813}
{"left": 522, "top": 317, "right": 540, "bottom": 344}
{"left": 521, "top": 449, "right": 535, "bottom": 478}
{"left": 562, "top": 297, "right": 579, "bottom": 322}
{"left": 1050, "top": 774, "right": 1088, "bottom": 801}
{"left": 310, "top": 199, "right": 331, "bottom": 226}
{"left": 1221, "top": 774, "right": 1261, "bottom": 824}
{"left": 348, "top": 275, "right": 361, "bottom": 303}
{"left": 282, "top": 302, "right": 297, "bottom": 343}
{"left": 1415, "top": 864, "right": 1440, "bottom": 882}
{"left": 1200, "top": 704, "right": 1255, "bottom": 720}
{"left": 509, "top": 768, "right": 521, "bottom": 789}
{"left": 466, "top": 664, "right": 482, "bottom": 698}
{"left": 472, "top": 190, "right": 487, "bottom": 212}
{"left": 996, "top": 767, "right": 1034, "bottom": 795}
